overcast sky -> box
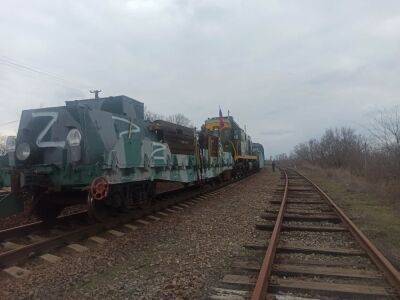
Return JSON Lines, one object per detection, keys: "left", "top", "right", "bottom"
{"left": 1, "top": 1, "right": 400, "bottom": 156}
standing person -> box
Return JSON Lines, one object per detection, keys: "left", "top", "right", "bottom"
{"left": 271, "top": 160, "right": 276, "bottom": 172}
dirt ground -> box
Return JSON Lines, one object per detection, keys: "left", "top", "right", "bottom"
{"left": 0, "top": 168, "right": 280, "bottom": 299}
{"left": 298, "top": 164, "right": 400, "bottom": 269}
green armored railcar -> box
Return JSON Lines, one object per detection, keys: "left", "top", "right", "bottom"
{"left": 10, "top": 95, "right": 234, "bottom": 222}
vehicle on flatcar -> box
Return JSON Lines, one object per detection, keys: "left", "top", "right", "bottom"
{"left": 3, "top": 96, "right": 263, "bottom": 223}
{"left": 7, "top": 96, "right": 242, "bottom": 222}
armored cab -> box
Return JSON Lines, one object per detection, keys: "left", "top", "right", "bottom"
{"left": 14, "top": 95, "right": 145, "bottom": 189}
{"left": 12, "top": 95, "right": 155, "bottom": 221}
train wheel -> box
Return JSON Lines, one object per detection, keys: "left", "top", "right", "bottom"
{"left": 88, "top": 192, "right": 128, "bottom": 222}
{"left": 87, "top": 177, "right": 111, "bottom": 222}
{"left": 33, "top": 194, "right": 63, "bottom": 226}
{"left": 138, "top": 182, "right": 155, "bottom": 210}
{"left": 87, "top": 194, "right": 110, "bottom": 222}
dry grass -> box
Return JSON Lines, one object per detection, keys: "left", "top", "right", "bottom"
{"left": 298, "top": 163, "right": 400, "bottom": 269}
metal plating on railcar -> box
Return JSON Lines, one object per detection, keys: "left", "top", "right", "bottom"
{"left": 1, "top": 95, "right": 264, "bottom": 223}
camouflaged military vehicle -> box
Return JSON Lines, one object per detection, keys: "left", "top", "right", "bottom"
{"left": 7, "top": 95, "right": 239, "bottom": 222}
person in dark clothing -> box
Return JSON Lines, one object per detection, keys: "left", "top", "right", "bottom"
{"left": 271, "top": 160, "right": 276, "bottom": 172}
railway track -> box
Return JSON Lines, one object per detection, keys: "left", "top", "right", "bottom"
{"left": 213, "top": 168, "right": 400, "bottom": 299}
{"left": 0, "top": 173, "right": 253, "bottom": 277}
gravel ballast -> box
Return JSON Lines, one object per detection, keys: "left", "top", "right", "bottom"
{"left": 0, "top": 168, "right": 279, "bottom": 299}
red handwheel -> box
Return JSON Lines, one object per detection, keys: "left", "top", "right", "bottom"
{"left": 90, "top": 177, "right": 109, "bottom": 200}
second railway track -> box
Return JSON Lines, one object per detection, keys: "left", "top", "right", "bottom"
{"left": 0, "top": 173, "right": 253, "bottom": 275}
{"left": 213, "top": 168, "right": 400, "bottom": 299}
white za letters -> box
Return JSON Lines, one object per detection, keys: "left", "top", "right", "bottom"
{"left": 32, "top": 111, "right": 66, "bottom": 148}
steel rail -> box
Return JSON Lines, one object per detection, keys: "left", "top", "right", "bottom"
{"left": 0, "top": 223, "right": 102, "bottom": 268}
{"left": 0, "top": 211, "right": 87, "bottom": 241}
{"left": 295, "top": 169, "right": 400, "bottom": 296}
{"left": 0, "top": 185, "right": 204, "bottom": 242}
{"left": 251, "top": 169, "right": 289, "bottom": 300}
{"left": 0, "top": 170, "right": 258, "bottom": 269}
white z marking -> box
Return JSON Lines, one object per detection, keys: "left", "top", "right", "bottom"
{"left": 32, "top": 111, "right": 65, "bottom": 148}
{"left": 151, "top": 142, "right": 166, "bottom": 162}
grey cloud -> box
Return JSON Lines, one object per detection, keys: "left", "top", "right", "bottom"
{"left": 259, "top": 129, "right": 295, "bottom": 136}
{"left": 1, "top": 0, "right": 400, "bottom": 155}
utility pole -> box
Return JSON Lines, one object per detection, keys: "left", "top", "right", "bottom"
{"left": 90, "top": 89, "right": 102, "bottom": 99}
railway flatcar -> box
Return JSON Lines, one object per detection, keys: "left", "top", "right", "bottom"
{"left": 7, "top": 95, "right": 236, "bottom": 222}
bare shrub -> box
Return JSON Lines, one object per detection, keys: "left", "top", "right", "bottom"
{"left": 292, "top": 105, "right": 400, "bottom": 204}
{"left": 293, "top": 127, "right": 365, "bottom": 173}
{"left": 368, "top": 106, "right": 400, "bottom": 180}
{"left": 166, "top": 113, "right": 192, "bottom": 127}
{"left": 144, "top": 107, "right": 192, "bottom": 127}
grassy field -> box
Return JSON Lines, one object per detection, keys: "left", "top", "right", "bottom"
{"left": 298, "top": 164, "right": 400, "bottom": 269}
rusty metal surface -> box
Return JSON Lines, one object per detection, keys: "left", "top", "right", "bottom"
{"left": 295, "top": 169, "right": 400, "bottom": 296}
{"left": 251, "top": 169, "right": 288, "bottom": 300}
{"left": 250, "top": 169, "right": 400, "bottom": 299}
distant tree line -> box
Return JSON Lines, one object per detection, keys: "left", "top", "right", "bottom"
{"left": 292, "top": 106, "right": 400, "bottom": 183}
{"left": 144, "top": 107, "right": 192, "bottom": 127}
